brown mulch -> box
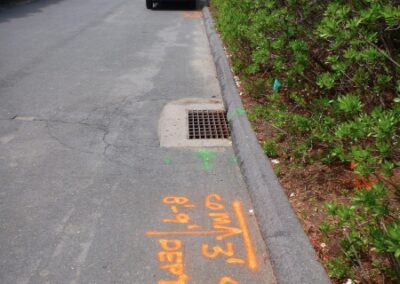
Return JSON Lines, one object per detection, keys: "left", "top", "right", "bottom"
{"left": 240, "top": 85, "right": 400, "bottom": 283}
{"left": 241, "top": 91, "right": 351, "bottom": 252}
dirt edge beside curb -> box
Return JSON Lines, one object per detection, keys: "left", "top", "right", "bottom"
{"left": 202, "top": 7, "right": 330, "bottom": 284}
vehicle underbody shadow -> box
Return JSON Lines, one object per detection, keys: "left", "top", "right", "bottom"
{"left": 0, "top": 0, "right": 66, "bottom": 23}
{"left": 150, "top": 0, "right": 207, "bottom": 11}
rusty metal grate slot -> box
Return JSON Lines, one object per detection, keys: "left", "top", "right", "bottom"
{"left": 188, "top": 110, "right": 230, "bottom": 139}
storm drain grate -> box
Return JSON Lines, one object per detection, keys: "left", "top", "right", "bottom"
{"left": 188, "top": 110, "right": 230, "bottom": 139}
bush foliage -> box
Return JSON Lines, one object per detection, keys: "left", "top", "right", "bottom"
{"left": 212, "top": 0, "right": 400, "bottom": 282}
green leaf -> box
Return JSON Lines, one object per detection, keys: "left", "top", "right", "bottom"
{"left": 317, "top": 73, "right": 336, "bottom": 90}
{"left": 337, "top": 95, "right": 362, "bottom": 114}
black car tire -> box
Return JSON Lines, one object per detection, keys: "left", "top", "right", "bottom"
{"left": 146, "top": 0, "right": 153, "bottom": 9}
{"left": 191, "top": 0, "right": 197, "bottom": 9}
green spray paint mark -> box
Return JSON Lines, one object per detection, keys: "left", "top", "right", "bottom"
{"left": 229, "top": 155, "right": 240, "bottom": 165}
{"left": 227, "top": 107, "right": 246, "bottom": 122}
{"left": 195, "top": 149, "right": 216, "bottom": 172}
{"left": 163, "top": 158, "right": 173, "bottom": 165}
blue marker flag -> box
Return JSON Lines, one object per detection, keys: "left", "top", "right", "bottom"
{"left": 273, "top": 79, "right": 281, "bottom": 92}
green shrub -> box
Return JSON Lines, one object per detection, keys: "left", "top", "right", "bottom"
{"left": 263, "top": 139, "right": 279, "bottom": 158}
{"left": 212, "top": 0, "right": 400, "bottom": 282}
{"left": 326, "top": 184, "right": 400, "bottom": 280}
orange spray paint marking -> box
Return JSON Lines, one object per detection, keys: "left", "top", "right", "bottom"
{"left": 186, "top": 224, "right": 201, "bottom": 230}
{"left": 209, "top": 212, "right": 231, "bottom": 225}
{"left": 146, "top": 227, "right": 242, "bottom": 238}
{"left": 219, "top": 276, "right": 240, "bottom": 284}
{"left": 163, "top": 196, "right": 193, "bottom": 206}
{"left": 207, "top": 209, "right": 242, "bottom": 241}
{"left": 158, "top": 239, "right": 188, "bottom": 284}
{"left": 159, "top": 279, "right": 187, "bottom": 284}
{"left": 170, "top": 206, "right": 179, "bottom": 214}
{"left": 146, "top": 230, "right": 226, "bottom": 236}
{"left": 226, "top": 257, "right": 245, "bottom": 264}
{"left": 202, "top": 242, "right": 235, "bottom": 258}
{"left": 146, "top": 194, "right": 259, "bottom": 282}
{"left": 163, "top": 213, "right": 191, "bottom": 224}
{"left": 184, "top": 204, "right": 196, "bottom": 208}
{"left": 233, "top": 201, "right": 257, "bottom": 270}
{"left": 205, "top": 193, "right": 225, "bottom": 211}
{"left": 161, "top": 196, "right": 199, "bottom": 227}
{"left": 214, "top": 226, "right": 242, "bottom": 241}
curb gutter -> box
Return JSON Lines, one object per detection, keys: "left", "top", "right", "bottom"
{"left": 203, "top": 7, "right": 331, "bottom": 284}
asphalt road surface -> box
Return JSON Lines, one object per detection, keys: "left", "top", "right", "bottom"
{"left": 0, "top": 1, "right": 276, "bottom": 283}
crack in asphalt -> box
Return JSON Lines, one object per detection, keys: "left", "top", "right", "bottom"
{"left": 0, "top": 94, "right": 165, "bottom": 159}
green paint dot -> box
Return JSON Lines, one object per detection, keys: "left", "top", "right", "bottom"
{"left": 230, "top": 155, "right": 240, "bottom": 164}
{"left": 195, "top": 149, "right": 216, "bottom": 172}
{"left": 237, "top": 107, "right": 246, "bottom": 114}
{"left": 163, "top": 158, "right": 172, "bottom": 165}
{"left": 228, "top": 107, "right": 246, "bottom": 122}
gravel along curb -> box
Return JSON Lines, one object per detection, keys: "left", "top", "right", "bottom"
{"left": 203, "top": 7, "right": 330, "bottom": 284}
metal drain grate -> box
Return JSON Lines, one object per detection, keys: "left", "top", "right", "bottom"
{"left": 188, "top": 110, "right": 230, "bottom": 139}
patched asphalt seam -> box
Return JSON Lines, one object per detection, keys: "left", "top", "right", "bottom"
{"left": 202, "top": 7, "right": 330, "bottom": 284}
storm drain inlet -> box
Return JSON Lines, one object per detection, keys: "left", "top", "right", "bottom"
{"left": 188, "top": 110, "right": 230, "bottom": 139}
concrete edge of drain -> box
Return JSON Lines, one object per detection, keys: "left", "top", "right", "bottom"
{"left": 158, "top": 98, "right": 232, "bottom": 148}
{"left": 202, "top": 7, "right": 331, "bottom": 284}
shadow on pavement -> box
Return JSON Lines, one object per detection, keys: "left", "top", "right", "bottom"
{"left": 152, "top": 0, "right": 207, "bottom": 11}
{"left": 0, "top": 0, "right": 65, "bottom": 23}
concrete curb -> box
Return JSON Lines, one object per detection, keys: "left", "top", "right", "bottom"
{"left": 202, "top": 7, "right": 331, "bottom": 284}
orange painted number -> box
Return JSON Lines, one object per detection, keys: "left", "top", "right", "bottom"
{"left": 163, "top": 196, "right": 190, "bottom": 205}
{"left": 202, "top": 242, "right": 234, "bottom": 258}
{"left": 163, "top": 213, "right": 190, "bottom": 224}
